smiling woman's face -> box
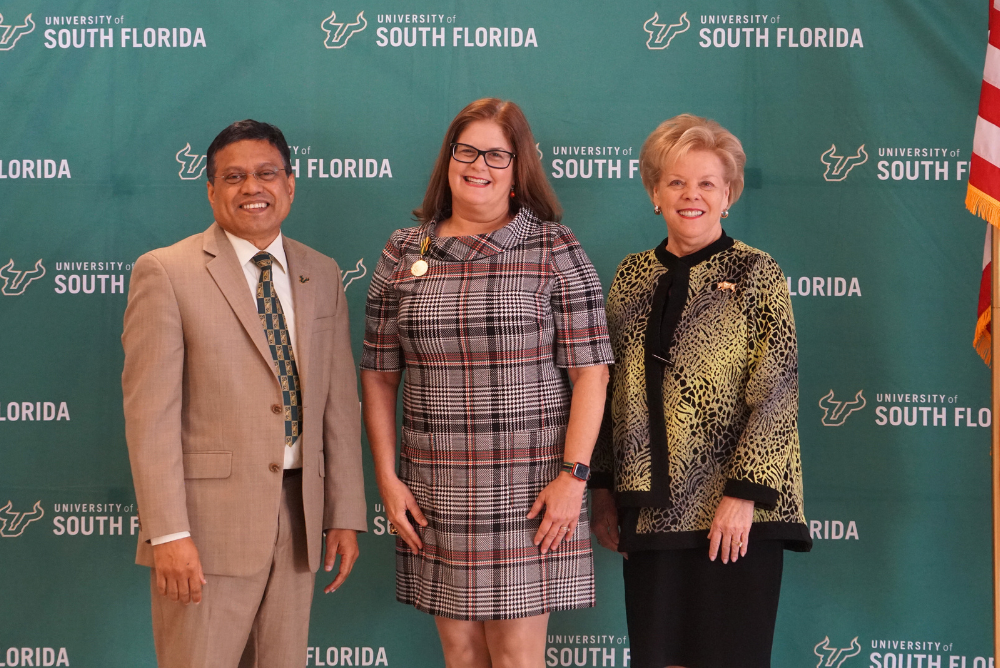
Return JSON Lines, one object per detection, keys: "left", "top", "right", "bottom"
{"left": 653, "top": 148, "right": 731, "bottom": 254}
{"left": 448, "top": 120, "right": 515, "bottom": 215}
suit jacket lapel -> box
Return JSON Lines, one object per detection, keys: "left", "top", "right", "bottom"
{"left": 203, "top": 223, "right": 278, "bottom": 381}
{"left": 284, "top": 238, "right": 315, "bottom": 396}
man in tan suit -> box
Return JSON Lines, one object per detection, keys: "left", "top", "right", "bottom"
{"left": 122, "top": 119, "right": 367, "bottom": 668}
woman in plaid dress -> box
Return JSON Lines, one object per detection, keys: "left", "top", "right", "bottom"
{"left": 361, "top": 98, "right": 613, "bottom": 668}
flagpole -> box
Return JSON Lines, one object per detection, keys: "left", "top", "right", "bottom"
{"left": 992, "top": 225, "right": 1000, "bottom": 665}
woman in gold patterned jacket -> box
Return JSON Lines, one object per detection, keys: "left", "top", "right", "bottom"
{"left": 590, "top": 114, "right": 810, "bottom": 668}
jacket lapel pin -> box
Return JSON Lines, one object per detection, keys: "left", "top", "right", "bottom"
{"left": 299, "top": 275, "right": 310, "bottom": 283}
{"left": 717, "top": 281, "right": 736, "bottom": 292}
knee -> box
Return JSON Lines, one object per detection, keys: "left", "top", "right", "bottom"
{"left": 440, "top": 639, "right": 487, "bottom": 667}
{"left": 488, "top": 646, "right": 537, "bottom": 668}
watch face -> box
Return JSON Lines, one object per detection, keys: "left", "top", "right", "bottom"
{"left": 574, "top": 463, "right": 591, "bottom": 480}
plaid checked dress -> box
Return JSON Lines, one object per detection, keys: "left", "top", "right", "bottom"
{"left": 362, "top": 208, "right": 614, "bottom": 620}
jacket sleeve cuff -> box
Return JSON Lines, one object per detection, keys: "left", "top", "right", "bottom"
{"left": 588, "top": 471, "right": 614, "bottom": 489}
{"left": 724, "top": 478, "right": 779, "bottom": 510}
{"left": 149, "top": 531, "right": 191, "bottom": 546}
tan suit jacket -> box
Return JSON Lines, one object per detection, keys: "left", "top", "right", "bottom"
{"left": 122, "top": 223, "right": 367, "bottom": 577}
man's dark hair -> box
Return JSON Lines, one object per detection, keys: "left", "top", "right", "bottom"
{"left": 206, "top": 119, "right": 292, "bottom": 180}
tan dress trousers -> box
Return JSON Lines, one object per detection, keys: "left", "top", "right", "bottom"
{"left": 150, "top": 472, "right": 315, "bottom": 668}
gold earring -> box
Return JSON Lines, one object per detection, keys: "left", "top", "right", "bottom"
{"left": 653, "top": 205, "right": 662, "bottom": 215}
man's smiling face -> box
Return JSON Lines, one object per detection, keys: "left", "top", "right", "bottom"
{"left": 207, "top": 139, "right": 295, "bottom": 249}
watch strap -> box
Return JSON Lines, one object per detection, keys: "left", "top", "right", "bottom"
{"left": 561, "top": 461, "right": 591, "bottom": 481}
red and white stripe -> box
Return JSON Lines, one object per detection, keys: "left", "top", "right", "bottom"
{"left": 968, "top": 1, "right": 1000, "bottom": 364}
{"left": 969, "top": 0, "right": 1000, "bottom": 209}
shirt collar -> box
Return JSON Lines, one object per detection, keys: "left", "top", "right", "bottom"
{"left": 426, "top": 207, "right": 537, "bottom": 262}
{"left": 223, "top": 228, "right": 288, "bottom": 274}
{"left": 654, "top": 230, "right": 734, "bottom": 270}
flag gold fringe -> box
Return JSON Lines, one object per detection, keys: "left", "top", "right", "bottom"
{"left": 967, "top": 183, "right": 1000, "bottom": 229}
{"left": 976, "top": 307, "right": 992, "bottom": 367}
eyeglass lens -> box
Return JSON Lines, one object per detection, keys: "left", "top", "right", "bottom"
{"left": 219, "top": 169, "right": 284, "bottom": 185}
{"left": 451, "top": 143, "right": 514, "bottom": 169}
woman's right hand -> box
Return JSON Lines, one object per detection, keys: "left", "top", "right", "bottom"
{"left": 377, "top": 473, "right": 428, "bottom": 553}
{"left": 590, "top": 488, "right": 621, "bottom": 553}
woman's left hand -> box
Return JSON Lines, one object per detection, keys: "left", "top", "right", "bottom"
{"left": 708, "top": 495, "right": 755, "bottom": 564}
{"left": 528, "top": 473, "right": 588, "bottom": 554}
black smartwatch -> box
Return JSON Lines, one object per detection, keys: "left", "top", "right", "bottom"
{"left": 562, "top": 461, "right": 591, "bottom": 481}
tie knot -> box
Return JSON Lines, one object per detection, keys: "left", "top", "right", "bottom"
{"left": 252, "top": 252, "right": 273, "bottom": 269}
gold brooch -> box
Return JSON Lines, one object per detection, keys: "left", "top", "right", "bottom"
{"left": 717, "top": 281, "right": 736, "bottom": 292}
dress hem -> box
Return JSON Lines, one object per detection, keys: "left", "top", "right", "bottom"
{"left": 398, "top": 597, "right": 597, "bottom": 621}
{"left": 618, "top": 521, "right": 812, "bottom": 553}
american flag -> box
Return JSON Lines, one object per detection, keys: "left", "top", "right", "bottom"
{"left": 969, "top": 1, "right": 1000, "bottom": 364}
{"left": 977, "top": 226, "right": 993, "bottom": 364}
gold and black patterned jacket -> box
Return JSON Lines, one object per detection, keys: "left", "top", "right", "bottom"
{"left": 592, "top": 234, "right": 810, "bottom": 552}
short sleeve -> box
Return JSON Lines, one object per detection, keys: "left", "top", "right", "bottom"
{"left": 360, "top": 233, "right": 404, "bottom": 371}
{"left": 549, "top": 227, "right": 614, "bottom": 368}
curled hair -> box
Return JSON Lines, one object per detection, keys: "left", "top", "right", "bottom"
{"left": 414, "top": 98, "right": 561, "bottom": 223}
{"left": 206, "top": 119, "right": 292, "bottom": 180}
{"left": 639, "top": 114, "right": 746, "bottom": 208}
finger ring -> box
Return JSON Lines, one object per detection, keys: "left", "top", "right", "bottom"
{"left": 736, "top": 541, "right": 743, "bottom": 548}
{"left": 560, "top": 526, "right": 570, "bottom": 532}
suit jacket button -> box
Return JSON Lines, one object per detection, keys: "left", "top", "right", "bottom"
{"left": 269, "top": 463, "right": 281, "bottom": 473}
{"left": 271, "top": 404, "right": 282, "bottom": 414}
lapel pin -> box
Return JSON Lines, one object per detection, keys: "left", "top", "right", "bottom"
{"left": 299, "top": 275, "right": 310, "bottom": 283}
{"left": 717, "top": 281, "right": 736, "bottom": 292}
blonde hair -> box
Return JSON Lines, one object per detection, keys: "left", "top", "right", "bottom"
{"left": 639, "top": 114, "right": 746, "bottom": 207}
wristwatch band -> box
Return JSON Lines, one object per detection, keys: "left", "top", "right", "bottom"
{"left": 562, "top": 461, "right": 591, "bottom": 481}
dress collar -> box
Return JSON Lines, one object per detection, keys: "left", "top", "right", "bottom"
{"left": 224, "top": 228, "right": 288, "bottom": 275}
{"left": 654, "top": 231, "right": 733, "bottom": 270}
{"left": 425, "top": 207, "right": 537, "bottom": 262}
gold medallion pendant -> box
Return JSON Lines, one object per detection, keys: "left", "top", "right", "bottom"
{"left": 411, "top": 259, "right": 429, "bottom": 277}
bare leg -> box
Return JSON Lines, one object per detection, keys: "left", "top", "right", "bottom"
{"left": 435, "top": 617, "right": 492, "bottom": 668}
{"left": 483, "top": 613, "right": 550, "bottom": 668}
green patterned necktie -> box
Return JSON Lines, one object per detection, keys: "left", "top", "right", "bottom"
{"left": 252, "top": 252, "right": 302, "bottom": 447}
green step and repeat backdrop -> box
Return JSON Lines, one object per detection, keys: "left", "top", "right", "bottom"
{"left": 0, "top": 1, "right": 993, "bottom": 666}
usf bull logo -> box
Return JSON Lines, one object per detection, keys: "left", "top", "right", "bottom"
{"left": 176, "top": 143, "right": 207, "bottom": 180}
{"left": 814, "top": 637, "right": 861, "bottom": 668}
{"left": 818, "top": 390, "right": 866, "bottom": 426}
{"left": 340, "top": 258, "right": 367, "bottom": 289}
{"left": 0, "top": 12, "right": 35, "bottom": 51}
{"left": 0, "top": 500, "right": 44, "bottom": 537}
{"left": 643, "top": 11, "right": 690, "bottom": 50}
{"left": 0, "top": 258, "right": 45, "bottom": 296}
{"left": 321, "top": 10, "right": 367, "bottom": 49}
{"left": 821, "top": 144, "right": 868, "bottom": 181}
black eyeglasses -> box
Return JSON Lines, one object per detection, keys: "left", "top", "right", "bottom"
{"left": 211, "top": 168, "right": 288, "bottom": 185}
{"left": 450, "top": 143, "right": 515, "bottom": 169}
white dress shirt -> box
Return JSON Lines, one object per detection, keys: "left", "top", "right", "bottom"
{"left": 151, "top": 228, "right": 302, "bottom": 546}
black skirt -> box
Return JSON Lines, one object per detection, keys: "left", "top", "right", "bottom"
{"left": 622, "top": 541, "right": 784, "bottom": 668}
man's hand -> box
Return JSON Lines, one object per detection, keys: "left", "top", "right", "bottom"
{"left": 152, "top": 537, "right": 206, "bottom": 604}
{"left": 323, "top": 529, "right": 360, "bottom": 593}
